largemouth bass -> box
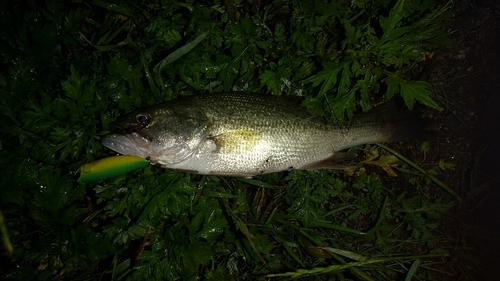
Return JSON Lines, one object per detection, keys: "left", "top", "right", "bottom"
{"left": 100, "top": 92, "right": 421, "bottom": 177}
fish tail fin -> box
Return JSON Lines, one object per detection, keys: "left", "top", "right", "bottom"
{"left": 351, "top": 101, "right": 429, "bottom": 143}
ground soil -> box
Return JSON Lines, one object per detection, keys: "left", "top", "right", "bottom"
{"left": 423, "top": 1, "right": 500, "bottom": 279}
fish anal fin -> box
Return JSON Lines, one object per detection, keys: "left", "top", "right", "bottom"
{"left": 301, "top": 152, "right": 357, "bottom": 170}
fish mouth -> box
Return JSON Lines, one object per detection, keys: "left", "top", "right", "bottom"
{"left": 100, "top": 132, "right": 152, "bottom": 158}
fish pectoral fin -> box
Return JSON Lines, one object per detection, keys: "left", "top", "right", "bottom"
{"left": 209, "top": 130, "right": 260, "bottom": 154}
{"left": 301, "top": 152, "right": 358, "bottom": 170}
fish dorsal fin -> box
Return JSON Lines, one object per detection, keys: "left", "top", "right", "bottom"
{"left": 209, "top": 130, "right": 261, "bottom": 154}
{"left": 300, "top": 152, "right": 358, "bottom": 170}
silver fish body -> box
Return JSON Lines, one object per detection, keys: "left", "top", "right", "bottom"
{"left": 100, "top": 92, "right": 418, "bottom": 176}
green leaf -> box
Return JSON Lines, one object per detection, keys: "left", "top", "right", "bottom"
{"left": 260, "top": 70, "right": 281, "bottom": 95}
{"left": 191, "top": 207, "right": 227, "bottom": 242}
{"left": 79, "top": 31, "right": 128, "bottom": 51}
{"left": 182, "top": 240, "right": 212, "bottom": 267}
{"left": 399, "top": 80, "right": 439, "bottom": 110}
{"left": 321, "top": 247, "right": 369, "bottom": 261}
{"left": 205, "top": 266, "right": 235, "bottom": 281}
{"left": 61, "top": 66, "right": 85, "bottom": 101}
{"left": 405, "top": 259, "right": 421, "bottom": 281}
{"left": 337, "top": 62, "right": 352, "bottom": 97}
{"left": 380, "top": 0, "right": 406, "bottom": 34}
{"left": 155, "top": 32, "right": 208, "bottom": 73}
{"left": 386, "top": 75, "right": 402, "bottom": 100}
{"left": 302, "top": 62, "right": 343, "bottom": 96}
{"left": 92, "top": 0, "right": 136, "bottom": 18}
{"left": 438, "top": 159, "right": 456, "bottom": 170}
{"left": 330, "top": 87, "right": 358, "bottom": 120}
{"left": 153, "top": 32, "right": 208, "bottom": 88}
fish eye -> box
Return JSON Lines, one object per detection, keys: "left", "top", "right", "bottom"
{"left": 135, "top": 112, "right": 151, "bottom": 125}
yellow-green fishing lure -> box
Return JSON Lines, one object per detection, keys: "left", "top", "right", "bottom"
{"left": 77, "top": 156, "right": 149, "bottom": 184}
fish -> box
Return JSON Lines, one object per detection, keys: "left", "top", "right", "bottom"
{"left": 100, "top": 92, "right": 422, "bottom": 177}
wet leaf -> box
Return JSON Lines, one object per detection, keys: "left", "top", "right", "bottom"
{"left": 362, "top": 150, "right": 399, "bottom": 177}
{"left": 438, "top": 159, "right": 456, "bottom": 170}
{"left": 297, "top": 234, "right": 331, "bottom": 259}
{"left": 400, "top": 80, "right": 440, "bottom": 110}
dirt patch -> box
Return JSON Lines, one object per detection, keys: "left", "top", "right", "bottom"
{"left": 422, "top": 1, "right": 500, "bottom": 279}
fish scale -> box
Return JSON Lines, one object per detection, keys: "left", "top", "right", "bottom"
{"left": 100, "top": 92, "right": 421, "bottom": 176}
{"left": 186, "top": 94, "right": 341, "bottom": 175}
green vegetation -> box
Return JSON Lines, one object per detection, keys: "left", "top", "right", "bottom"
{"left": 0, "top": 0, "right": 463, "bottom": 280}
